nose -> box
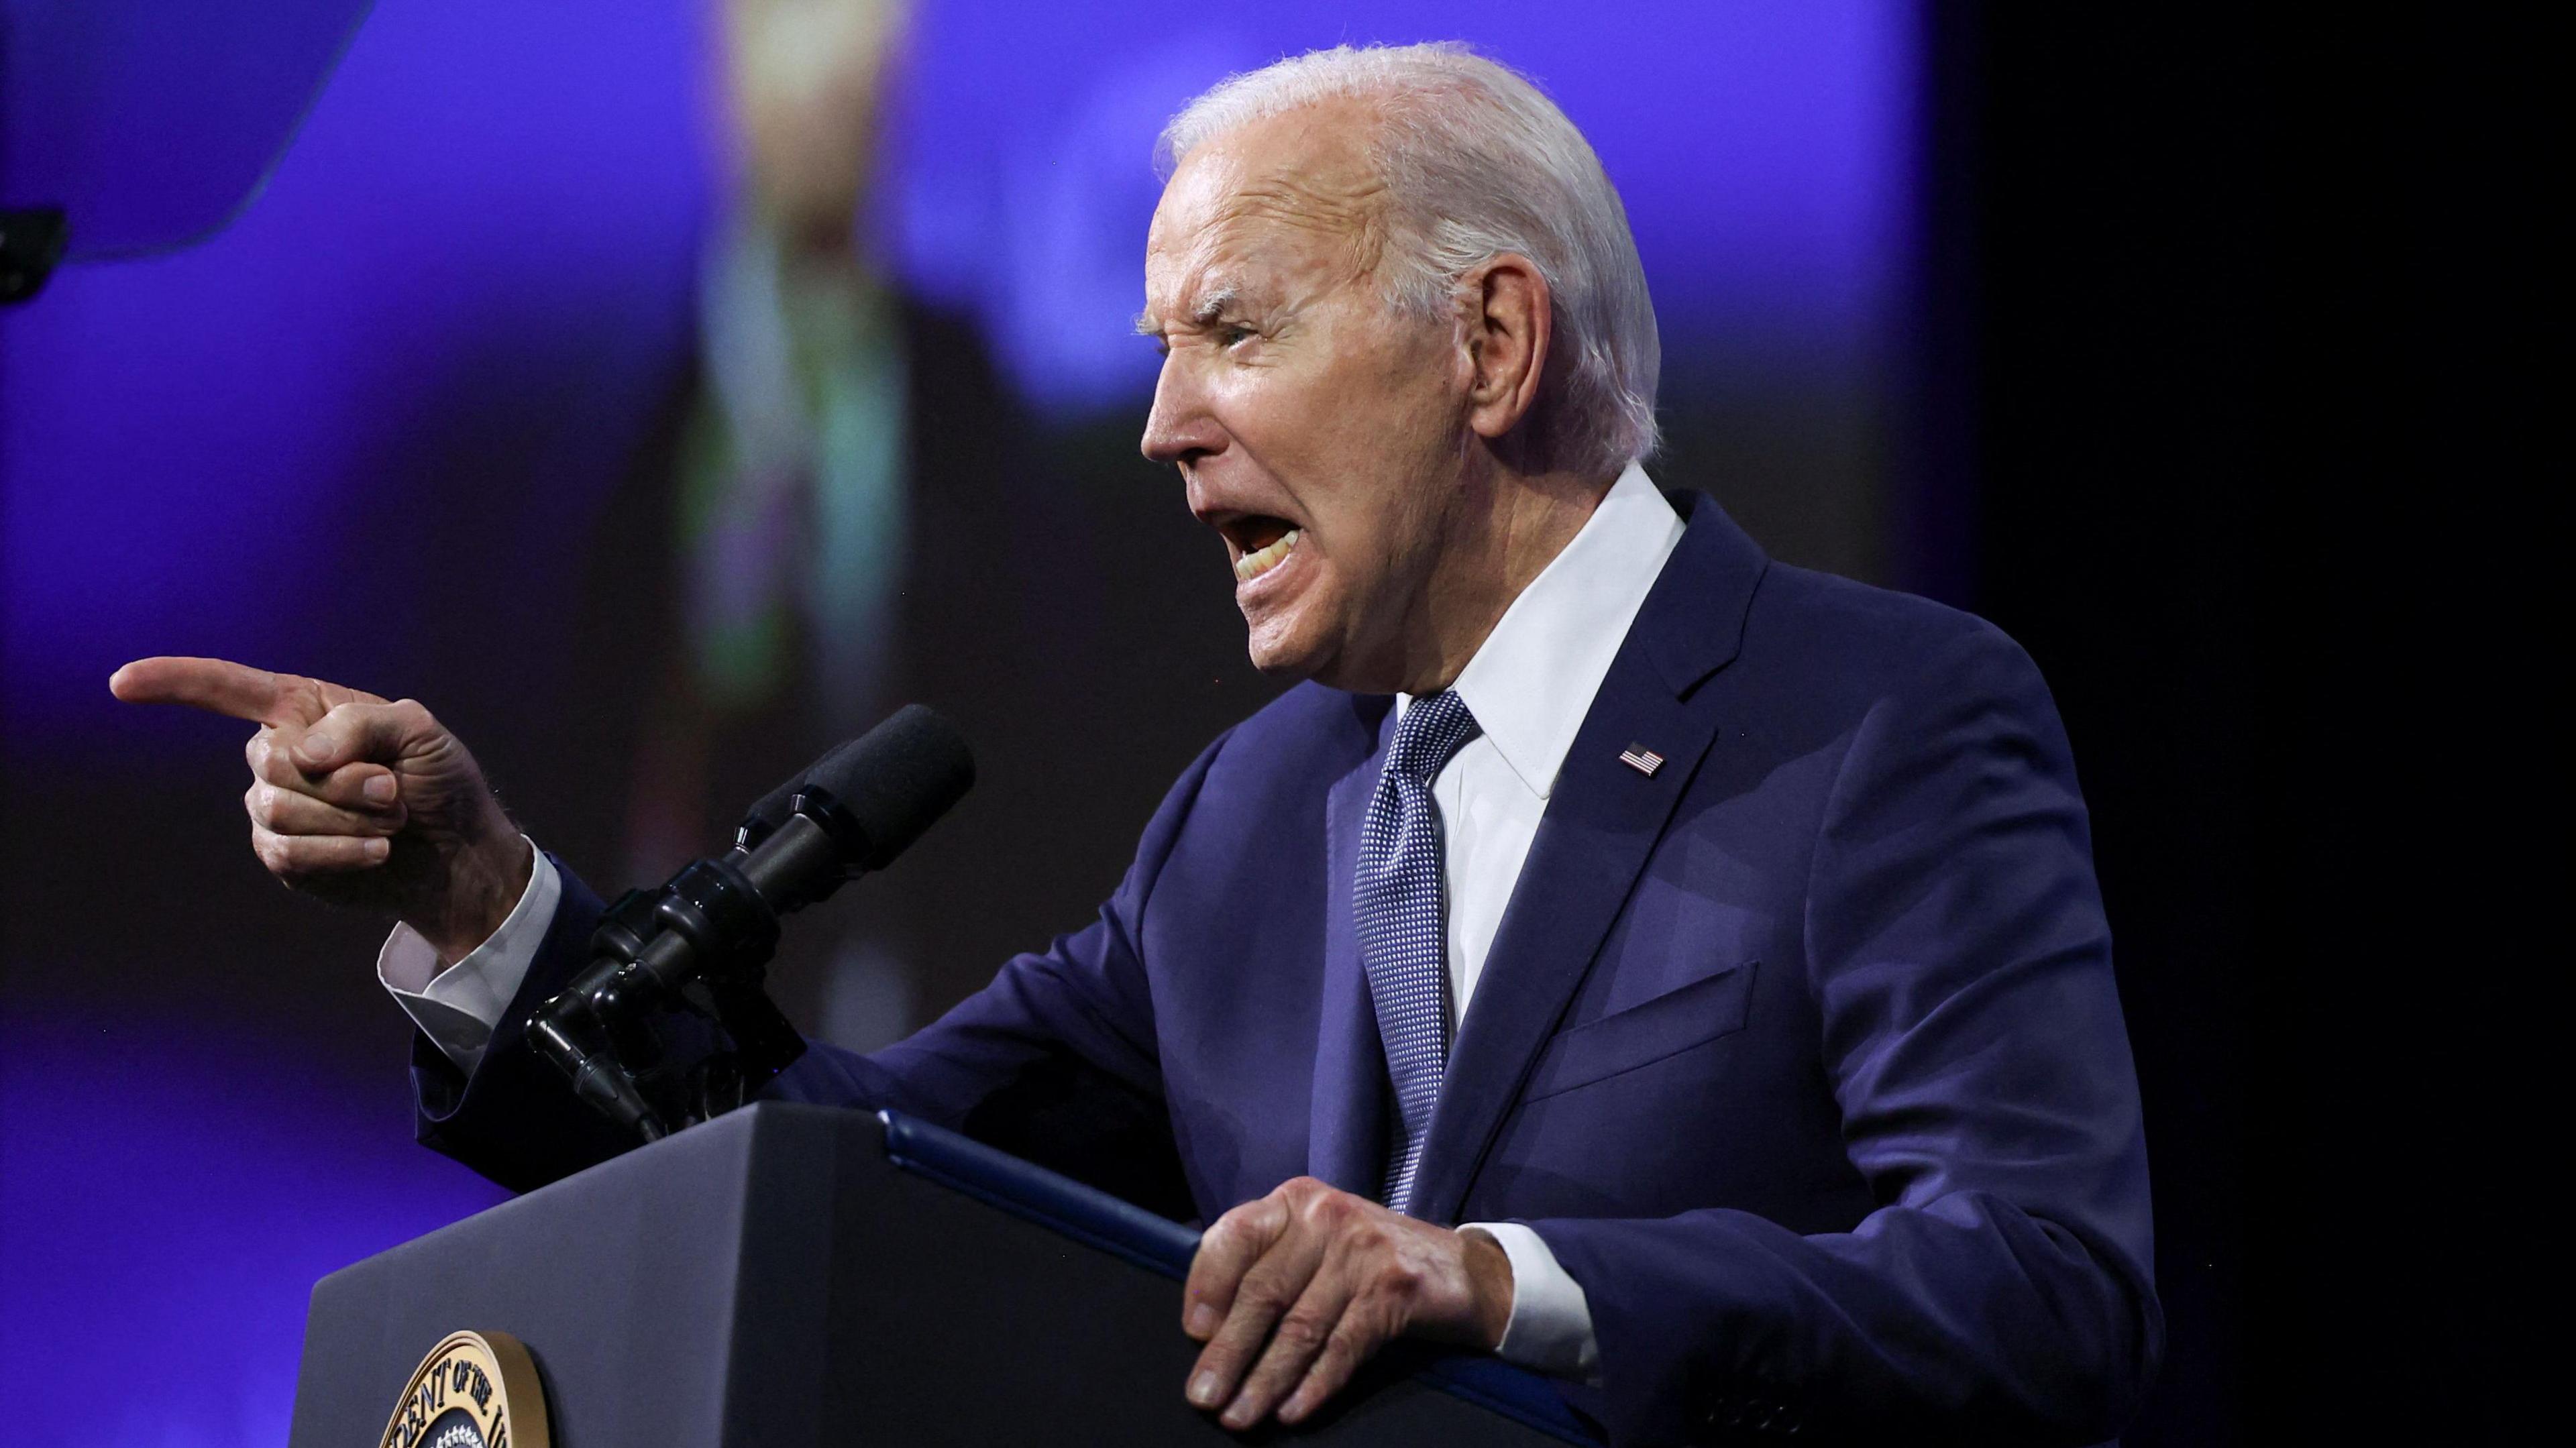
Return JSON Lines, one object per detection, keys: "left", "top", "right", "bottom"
{"left": 1140, "top": 355, "right": 1226, "bottom": 467}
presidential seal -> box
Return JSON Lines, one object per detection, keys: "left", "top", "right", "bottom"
{"left": 377, "top": 1329, "right": 551, "bottom": 1448}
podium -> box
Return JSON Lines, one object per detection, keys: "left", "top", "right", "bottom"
{"left": 289, "top": 1102, "right": 1595, "bottom": 1445}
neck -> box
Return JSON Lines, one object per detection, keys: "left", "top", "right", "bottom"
{"left": 1390, "top": 459, "right": 1615, "bottom": 696}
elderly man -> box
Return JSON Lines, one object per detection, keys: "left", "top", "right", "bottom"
{"left": 117, "top": 43, "right": 2159, "bottom": 1446}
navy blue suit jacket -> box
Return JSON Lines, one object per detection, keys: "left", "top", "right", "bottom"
{"left": 417, "top": 493, "right": 2160, "bottom": 1445}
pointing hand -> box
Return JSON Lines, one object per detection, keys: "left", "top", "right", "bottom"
{"left": 111, "top": 657, "right": 532, "bottom": 962}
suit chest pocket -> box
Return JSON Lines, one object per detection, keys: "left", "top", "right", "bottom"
{"left": 1520, "top": 961, "right": 1759, "bottom": 1103}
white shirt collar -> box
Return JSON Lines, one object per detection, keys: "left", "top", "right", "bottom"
{"left": 1399, "top": 462, "right": 1686, "bottom": 799}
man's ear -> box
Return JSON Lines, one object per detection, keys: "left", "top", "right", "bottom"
{"left": 1462, "top": 254, "right": 1552, "bottom": 443}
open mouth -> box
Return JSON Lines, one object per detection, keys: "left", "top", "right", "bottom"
{"left": 1226, "top": 516, "right": 1303, "bottom": 583}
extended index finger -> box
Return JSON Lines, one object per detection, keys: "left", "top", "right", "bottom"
{"left": 110, "top": 657, "right": 305, "bottom": 725}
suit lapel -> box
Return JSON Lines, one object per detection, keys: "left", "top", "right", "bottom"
{"left": 1405, "top": 493, "right": 1768, "bottom": 1223}
{"left": 1307, "top": 698, "right": 1397, "bottom": 1194}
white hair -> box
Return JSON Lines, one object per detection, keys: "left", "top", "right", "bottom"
{"left": 1157, "top": 43, "right": 1661, "bottom": 479}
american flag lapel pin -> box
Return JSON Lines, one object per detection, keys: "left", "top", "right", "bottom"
{"left": 1617, "top": 744, "right": 1665, "bottom": 777}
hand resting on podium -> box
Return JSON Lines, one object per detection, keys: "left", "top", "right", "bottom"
{"left": 1185, "top": 1175, "right": 1515, "bottom": 1429}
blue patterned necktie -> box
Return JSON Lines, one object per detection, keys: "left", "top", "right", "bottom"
{"left": 1356, "top": 689, "right": 1483, "bottom": 1215}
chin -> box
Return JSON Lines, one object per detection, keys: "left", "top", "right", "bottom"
{"left": 1240, "top": 606, "right": 1336, "bottom": 681}
{"left": 1242, "top": 626, "right": 1324, "bottom": 679}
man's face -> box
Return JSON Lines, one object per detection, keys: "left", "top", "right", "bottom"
{"left": 1139, "top": 105, "right": 1470, "bottom": 690}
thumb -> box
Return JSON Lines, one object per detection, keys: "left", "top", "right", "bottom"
{"left": 292, "top": 699, "right": 438, "bottom": 773}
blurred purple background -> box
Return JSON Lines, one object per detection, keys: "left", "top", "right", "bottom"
{"left": 2, "top": 3, "right": 1920, "bottom": 1441}
{"left": 13, "top": 0, "right": 2533, "bottom": 1438}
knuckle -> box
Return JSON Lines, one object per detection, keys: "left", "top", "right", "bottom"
{"left": 1354, "top": 1253, "right": 1425, "bottom": 1314}
{"left": 252, "top": 742, "right": 292, "bottom": 785}
{"left": 1273, "top": 1311, "right": 1328, "bottom": 1353}
{"left": 1256, "top": 1196, "right": 1295, "bottom": 1237}
{"left": 1195, "top": 1224, "right": 1245, "bottom": 1267}
{"left": 1381, "top": 1259, "right": 1428, "bottom": 1300}
{"left": 1310, "top": 1191, "right": 1361, "bottom": 1229}
{"left": 1218, "top": 1195, "right": 1289, "bottom": 1249}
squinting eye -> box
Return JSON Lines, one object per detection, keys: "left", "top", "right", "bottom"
{"left": 1220, "top": 326, "right": 1254, "bottom": 349}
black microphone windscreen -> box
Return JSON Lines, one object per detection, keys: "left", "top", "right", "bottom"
{"left": 806, "top": 704, "right": 975, "bottom": 871}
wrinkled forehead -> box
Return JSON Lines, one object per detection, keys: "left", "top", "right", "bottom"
{"left": 1144, "top": 104, "right": 1391, "bottom": 320}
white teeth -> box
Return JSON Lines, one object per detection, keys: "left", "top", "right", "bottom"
{"left": 1233, "top": 527, "right": 1301, "bottom": 582}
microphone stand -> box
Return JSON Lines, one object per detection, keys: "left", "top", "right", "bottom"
{"left": 526, "top": 703, "right": 973, "bottom": 1145}
{"left": 527, "top": 786, "right": 859, "bottom": 1142}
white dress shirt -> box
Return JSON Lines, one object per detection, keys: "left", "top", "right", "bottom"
{"left": 380, "top": 461, "right": 1685, "bottom": 1382}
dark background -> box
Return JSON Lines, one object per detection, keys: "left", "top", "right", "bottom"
{"left": 1931, "top": 9, "right": 2532, "bottom": 1445}
{"left": 1, "top": 3, "right": 2530, "bottom": 1442}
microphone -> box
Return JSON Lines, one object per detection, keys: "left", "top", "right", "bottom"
{"left": 741, "top": 705, "right": 978, "bottom": 901}
{"left": 529, "top": 705, "right": 974, "bottom": 1141}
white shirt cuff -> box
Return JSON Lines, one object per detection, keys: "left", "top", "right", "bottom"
{"left": 378, "top": 841, "right": 561, "bottom": 1074}
{"left": 1460, "top": 1221, "right": 1600, "bottom": 1384}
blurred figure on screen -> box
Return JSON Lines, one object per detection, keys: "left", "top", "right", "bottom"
{"left": 578, "top": 0, "right": 1068, "bottom": 1050}
{"left": 643, "top": 0, "right": 913, "bottom": 846}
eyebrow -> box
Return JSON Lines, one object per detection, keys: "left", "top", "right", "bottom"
{"left": 1134, "top": 286, "right": 1244, "bottom": 336}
